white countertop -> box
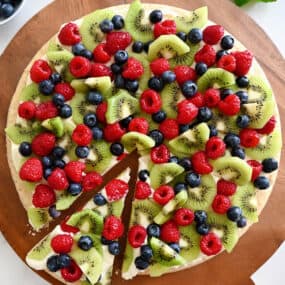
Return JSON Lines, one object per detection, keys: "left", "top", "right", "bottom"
{"left": 0, "top": 0, "right": 284, "bottom": 284}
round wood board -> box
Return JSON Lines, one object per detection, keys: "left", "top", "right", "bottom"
{"left": 0, "top": 0, "right": 284, "bottom": 284}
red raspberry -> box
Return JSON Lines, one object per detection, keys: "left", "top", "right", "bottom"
{"left": 51, "top": 234, "right": 73, "bottom": 254}
{"left": 105, "top": 31, "right": 132, "bottom": 55}
{"left": 174, "top": 208, "right": 194, "bottom": 226}
{"left": 247, "top": 160, "right": 262, "bottom": 181}
{"left": 200, "top": 232, "right": 222, "bottom": 256}
{"left": 217, "top": 179, "right": 237, "bottom": 196}
{"left": 154, "top": 20, "right": 177, "bottom": 38}
{"left": 151, "top": 144, "right": 170, "bottom": 164}
{"left": 217, "top": 54, "right": 236, "bottom": 72}
{"left": 240, "top": 128, "right": 260, "bottom": 148}
{"left": 194, "top": 44, "right": 216, "bottom": 67}
{"left": 105, "top": 179, "right": 129, "bottom": 201}
{"left": 61, "top": 260, "right": 82, "bottom": 282}
{"left": 60, "top": 216, "right": 79, "bottom": 233}
{"left": 30, "top": 59, "right": 52, "bottom": 83}
{"left": 19, "top": 158, "right": 43, "bottom": 182}
{"left": 212, "top": 194, "right": 231, "bottom": 214}
{"left": 135, "top": 181, "right": 152, "bottom": 200}
{"left": 128, "top": 117, "right": 149, "bottom": 134}
{"left": 82, "top": 172, "right": 103, "bottom": 192}
{"left": 90, "top": 63, "right": 112, "bottom": 78}
{"left": 140, "top": 89, "right": 162, "bottom": 114}
{"left": 160, "top": 220, "right": 180, "bottom": 243}
{"left": 177, "top": 100, "right": 198, "bottom": 125}
{"left": 32, "top": 184, "right": 56, "bottom": 208}
{"left": 117, "top": 153, "right": 127, "bottom": 161}
{"left": 218, "top": 94, "right": 240, "bottom": 116}
{"left": 188, "top": 92, "right": 205, "bottom": 108}
{"left": 64, "top": 161, "right": 86, "bottom": 183}
{"left": 205, "top": 136, "right": 226, "bottom": 159}
{"left": 58, "top": 22, "right": 81, "bottom": 46}
{"left": 153, "top": 185, "right": 175, "bottom": 205}
{"left": 204, "top": 88, "right": 221, "bottom": 108}
{"left": 256, "top": 116, "right": 276, "bottom": 135}
{"left": 47, "top": 168, "right": 69, "bottom": 191}
{"left": 69, "top": 56, "right": 91, "bottom": 78}
{"left": 102, "top": 215, "right": 124, "bottom": 240}
{"left": 31, "top": 132, "right": 56, "bottom": 156}
{"left": 232, "top": 50, "right": 253, "bottom": 76}
{"left": 104, "top": 122, "right": 126, "bottom": 142}
{"left": 191, "top": 151, "right": 213, "bottom": 174}
{"left": 128, "top": 225, "right": 147, "bottom": 248}
{"left": 93, "top": 43, "right": 111, "bottom": 63}
{"left": 203, "top": 25, "right": 224, "bottom": 45}
{"left": 54, "top": 82, "right": 75, "bottom": 101}
{"left": 159, "top": 118, "right": 179, "bottom": 140}
{"left": 35, "top": 101, "right": 58, "bottom": 121}
{"left": 72, "top": 124, "right": 93, "bottom": 146}
{"left": 150, "top": 58, "right": 170, "bottom": 76}
{"left": 18, "top": 101, "right": 36, "bottom": 120}
{"left": 96, "top": 102, "right": 107, "bottom": 124}
{"left": 122, "top": 57, "right": 144, "bottom": 80}
{"left": 173, "top": 65, "right": 197, "bottom": 85}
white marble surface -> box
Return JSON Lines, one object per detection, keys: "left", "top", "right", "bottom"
{"left": 0, "top": 0, "right": 284, "bottom": 284}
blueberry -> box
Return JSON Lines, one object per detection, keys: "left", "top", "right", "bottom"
{"left": 168, "top": 156, "right": 179, "bottom": 164}
{"left": 67, "top": 183, "right": 82, "bottom": 196}
{"left": 50, "top": 73, "right": 62, "bottom": 85}
{"left": 236, "top": 76, "right": 249, "bottom": 88}
{"left": 195, "top": 62, "right": 208, "bottom": 76}
{"left": 99, "top": 19, "right": 114, "bottom": 33}
{"left": 39, "top": 80, "right": 54, "bottom": 95}
{"left": 111, "top": 63, "right": 122, "bottom": 74}
{"left": 48, "top": 205, "right": 61, "bottom": 219}
{"left": 110, "top": 142, "right": 124, "bottom": 156}
{"left": 75, "top": 146, "right": 89, "bottom": 158}
{"left": 87, "top": 91, "right": 103, "bottom": 105}
{"left": 227, "top": 206, "right": 242, "bottom": 222}
{"left": 231, "top": 147, "right": 245, "bottom": 159}
{"left": 176, "top": 32, "right": 187, "bottom": 42}
{"left": 120, "top": 116, "right": 133, "bottom": 128}
{"left": 152, "top": 110, "right": 166, "bottom": 123}
{"left": 54, "top": 159, "right": 66, "bottom": 169}
{"left": 92, "top": 127, "right": 103, "bottom": 140}
{"left": 47, "top": 255, "right": 60, "bottom": 272}
{"left": 148, "top": 76, "right": 164, "bottom": 92}
{"left": 108, "top": 241, "right": 120, "bottom": 255}
{"left": 115, "top": 74, "right": 125, "bottom": 89}
{"left": 19, "top": 142, "right": 32, "bottom": 156}
{"left": 52, "top": 93, "right": 65, "bottom": 107}
{"left": 140, "top": 245, "right": 153, "bottom": 262}
{"left": 44, "top": 168, "right": 53, "bottom": 179}
{"left": 60, "top": 104, "right": 72, "bottom": 118}
{"left": 1, "top": 3, "right": 14, "bottom": 18}
{"left": 262, "top": 158, "right": 278, "bottom": 173}
{"left": 143, "top": 40, "right": 153, "bottom": 53}
{"left": 237, "top": 216, "right": 247, "bottom": 228}
{"left": 188, "top": 28, "right": 202, "bottom": 44}
{"left": 168, "top": 243, "right": 180, "bottom": 253}
{"left": 148, "top": 130, "right": 164, "bottom": 146}
{"left": 236, "top": 115, "right": 250, "bottom": 128}
{"left": 57, "top": 254, "right": 71, "bottom": 269}
{"left": 216, "top": 50, "right": 229, "bottom": 61}
{"left": 114, "top": 50, "right": 128, "bottom": 64}
{"left": 220, "top": 88, "right": 233, "bottom": 99}
{"left": 125, "top": 79, "right": 139, "bottom": 93}
{"left": 161, "top": 71, "right": 176, "bottom": 84}
{"left": 135, "top": 256, "right": 150, "bottom": 270}
{"left": 101, "top": 236, "right": 112, "bottom": 245}
{"left": 224, "top": 133, "right": 240, "bottom": 148}
{"left": 185, "top": 172, "right": 201, "bottom": 188}
{"left": 132, "top": 41, "right": 144, "bottom": 53}
{"left": 196, "top": 223, "right": 210, "bottom": 235}
{"left": 182, "top": 80, "right": 197, "bottom": 98}
{"left": 78, "top": 236, "right": 94, "bottom": 251}
{"left": 72, "top": 43, "right": 86, "bottom": 56}
{"left": 147, "top": 223, "right": 160, "bottom": 238}
{"left": 112, "top": 15, "right": 124, "bottom": 30}
{"left": 194, "top": 210, "right": 207, "bottom": 224}
{"left": 174, "top": 183, "right": 187, "bottom": 194}
{"left": 178, "top": 158, "right": 192, "bottom": 171}
{"left": 149, "top": 9, "right": 163, "bottom": 23}
{"left": 138, "top": 169, "right": 149, "bottom": 182}
{"left": 52, "top": 146, "right": 65, "bottom": 158}
{"left": 208, "top": 125, "right": 218, "bottom": 137}
{"left": 80, "top": 49, "right": 93, "bottom": 60}
{"left": 235, "top": 90, "right": 248, "bottom": 104}
{"left": 198, "top": 107, "right": 212, "bottom": 122}
{"left": 93, "top": 193, "right": 107, "bottom": 206}
{"left": 254, "top": 176, "right": 270, "bottom": 190}
{"left": 221, "top": 35, "right": 235, "bottom": 50}
{"left": 179, "top": 124, "right": 190, "bottom": 134}
{"left": 83, "top": 113, "right": 97, "bottom": 128}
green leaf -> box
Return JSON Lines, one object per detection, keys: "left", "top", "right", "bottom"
{"left": 234, "top": 0, "right": 252, "bottom": 6}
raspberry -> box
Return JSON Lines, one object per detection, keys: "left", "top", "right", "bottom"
{"left": 32, "top": 184, "right": 56, "bottom": 208}
{"left": 173, "top": 65, "right": 197, "bottom": 85}
{"left": 240, "top": 128, "right": 260, "bottom": 148}
{"left": 105, "top": 31, "right": 132, "bottom": 55}
{"left": 54, "top": 82, "right": 75, "bottom": 101}
{"left": 117, "top": 153, "right": 127, "bottom": 161}
{"left": 247, "top": 160, "right": 262, "bottom": 181}
{"left": 202, "top": 25, "right": 224, "bottom": 45}
{"left": 47, "top": 168, "right": 69, "bottom": 191}
{"left": 174, "top": 208, "right": 194, "bottom": 226}
{"left": 51, "top": 234, "right": 73, "bottom": 254}
{"left": 204, "top": 88, "right": 221, "bottom": 108}
{"left": 188, "top": 92, "right": 205, "bottom": 108}
{"left": 150, "top": 58, "right": 170, "bottom": 76}
{"left": 217, "top": 179, "right": 237, "bottom": 196}
{"left": 35, "top": 101, "right": 58, "bottom": 121}
{"left": 232, "top": 50, "right": 253, "bottom": 76}
{"left": 30, "top": 59, "right": 52, "bottom": 83}
{"left": 217, "top": 54, "right": 236, "bottom": 72}
{"left": 19, "top": 158, "right": 43, "bottom": 182}
{"left": 218, "top": 94, "right": 240, "bottom": 116}
{"left": 105, "top": 179, "right": 129, "bottom": 201}
{"left": 93, "top": 43, "right": 111, "bottom": 63}
{"left": 128, "top": 225, "right": 147, "bottom": 248}
{"left": 128, "top": 117, "right": 149, "bottom": 134}
{"left": 135, "top": 181, "right": 152, "bottom": 200}
{"left": 31, "top": 132, "right": 56, "bottom": 156}
{"left": 160, "top": 220, "right": 180, "bottom": 243}
{"left": 205, "top": 136, "right": 226, "bottom": 159}
{"left": 72, "top": 124, "right": 93, "bottom": 146}
{"left": 58, "top": 22, "right": 81, "bottom": 46}
{"left": 64, "top": 161, "right": 86, "bottom": 183}
{"left": 18, "top": 101, "right": 36, "bottom": 120}
{"left": 61, "top": 260, "right": 82, "bottom": 282}
{"left": 82, "top": 172, "right": 103, "bottom": 192}
{"left": 177, "top": 100, "right": 198, "bottom": 124}
{"left": 256, "top": 116, "right": 276, "bottom": 134}
{"left": 159, "top": 119, "right": 179, "bottom": 140}
{"left": 104, "top": 122, "right": 126, "bottom": 142}
{"left": 96, "top": 102, "right": 108, "bottom": 124}
{"left": 122, "top": 57, "right": 144, "bottom": 80}
{"left": 69, "top": 56, "right": 91, "bottom": 78}
{"left": 90, "top": 63, "right": 112, "bottom": 78}
{"left": 60, "top": 216, "right": 79, "bottom": 233}
{"left": 194, "top": 44, "right": 216, "bottom": 67}
{"left": 200, "top": 232, "right": 222, "bottom": 256}
{"left": 191, "top": 151, "right": 213, "bottom": 174}
{"left": 151, "top": 144, "right": 170, "bottom": 164}
{"left": 154, "top": 20, "right": 177, "bottom": 38}
{"left": 102, "top": 215, "right": 124, "bottom": 240}
{"left": 140, "top": 89, "right": 162, "bottom": 114}
{"left": 153, "top": 185, "right": 175, "bottom": 205}
{"left": 212, "top": 194, "right": 231, "bottom": 214}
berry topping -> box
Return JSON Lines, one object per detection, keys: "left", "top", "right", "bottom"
{"left": 96, "top": 102, "right": 107, "bottom": 124}
{"left": 254, "top": 176, "right": 270, "bottom": 190}
{"left": 35, "top": 101, "right": 59, "bottom": 121}
{"left": 202, "top": 25, "right": 224, "bottom": 45}
{"left": 64, "top": 161, "right": 85, "bottom": 183}
{"left": 140, "top": 89, "right": 162, "bottom": 114}
{"left": 19, "top": 158, "right": 43, "bottom": 182}
{"left": 247, "top": 160, "right": 263, "bottom": 181}
{"left": 191, "top": 151, "right": 213, "bottom": 174}
{"left": 105, "top": 179, "right": 129, "bottom": 201}
{"left": 58, "top": 23, "right": 81, "bottom": 46}
{"left": 194, "top": 44, "right": 216, "bottom": 67}
{"left": 174, "top": 208, "right": 194, "bottom": 226}
{"left": 217, "top": 54, "right": 236, "bottom": 72}
{"left": 105, "top": 31, "right": 132, "bottom": 55}
{"left": 31, "top": 132, "right": 56, "bottom": 156}
{"left": 90, "top": 63, "right": 112, "bottom": 78}
{"left": 60, "top": 260, "right": 82, "bottom": 282}
{"left": 128, "top": 117, "right": 149, "bottom": 134}
{"left": 72, "top": 124, "right": 93, "bottom": 146}
{"left": 239, "top": 128, "right": 260, "bottom": 148}
{"left": 54, "top": 82, "right": 75, "bottom": 101}
{"left": 32, "top": 184, "right": 56, "bottom": 208}
{"left": 135, "top": 181, "right": 152, "bottom": 200}
{"left": 217, "top": 179, "right": 237, "bottom": 196}
{"left": 188, "top": 28, "right": 202, "bottom": 44}
{"left": 128, "top": 225, "right": 147, "bottom": 248}
{"left": 18, "top": 101, "right": 36, "bottom": 120}
{"left": 188, "top": 92, "right": 205, "bottom": 108}
{"left": 173, "top": 65, "right": 197, "bottom": 85}
{"left": 104, "top": 122, "right": 126, "bottom": 142}
{"left": 51, "top": 234, "right": 73, "bottom": 254}
{"left": 160, "top": 220, "right": 180, "bottom": 243}
{"left": 218, "top": 94, "right": 240, "bottom": 116}
{"left": 154, "top": 20, "right": 176, "bottom": 38}
{"left": 93, "top": 43, "right": 111, "bottom": 63}
{"left": 232, "top": 50, "right": 253, "bottom": 76}
{"left": 149, "top": 9, "right": 163, "bottom": 23}
{"left": 200, "top": 233, "right": 222, "bottom": 256}
{"left": 69, "top": 56, "right": 91, "bottom": 78}
{"left": 60, "top": 216, "right": 79, "bottom": 233}
{"left": 102, "top": 215, "right": 124, "bottom": 240}
{"left": 262, "top": 158, "right": 278, "bottom": 173}
{"left": 159, "top": 118, "right": 179, "bottom": 140}
{"left": 205, "top": 136, "right": 226, "bottom": 159}
{"left": 256, "top": 116, "right": 276, "bottom": 134}
{"left": 47, "top": 168, "right": 69, "bottom": 191}
{"left": 82, "top": 172, "right": 103, "bottom": 192}
{"left": 177, "top": 100, "right": 198, "bottom": 125}
{"left": 122, "top": 57, "right": 144, "bottom": 80}
{"left": 153, "top": 185, "right": 175, "bottom": 205}
{"left": 151, "top": 144, "right": 170, "bottom": 164}
{"left": 212, "top": 194, "right": 231, "bottom": 214}
{"left": 150, "top": 58, "right": 170, "bottom": 76}
{"left": 30, "top": 59, "right": 52, "bottom": 83}
{"left": 204, "top": 88, "right": 220, "bottom": 108}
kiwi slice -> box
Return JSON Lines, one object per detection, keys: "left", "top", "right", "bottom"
{"left": 209, "top": 109, "right": 238, "bottom": 134}
{"left": 85, "top": 77, "right": 112, "bottom": 98}
{"left": 41, "top": 117, "right": 64, "bottom": 138}
{"left": 122, "top": 243, "right": 134, "bottom": 273}
{"left": 5, "top": 123, "right": 39, "bottom": 144}
{"left": 26, "top": 235, "right": 52, "bottom": 262}
{"left": 175, "top": 6, "right": 208, "bottom": 33}
{"left": 47, "top": 39, "right": 64, "bottom": 52}
{"left": 19, "top": 83, "right": 48, "bottom": 102}
{"left": 56, "top": 191, "right": 78, "bottom": 211}
{"left": 74, "top": 233, "right": 103, "bottom": 256}
{"left": 125, "top": 0, "right": 154, "bottom": 43}
{"left": 246, "top": 76, "right": 273, "bottom": 103}
{"left": 148, "top": 35, "right": 190, "bottom": 61}
{"left": 162, "top": 190, "right": 188, "bottom": 215}
{"left": 197, "top": 68, "right": 235, "bottom": 92}
{"left": 27, "top": 208, "right": 49, "bottom": 231}
{"left": 121, "top": 132, "right": 155, "bottom": 152}
{"left": 153, "top": 212, "right": 173, "bottom": 225}
{"left": 46, "top": 50, "right": 73, "bottom": 73}
{"left": 212, "top": 157, "right": 252, "bottom": 186}
{"left": 80, "top": 9, "right": 114, "bottom": 51}
{"left": 94, "top": 199, "right": 124, "bottom": 218}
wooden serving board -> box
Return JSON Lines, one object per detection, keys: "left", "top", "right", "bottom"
{"left": 0, "top": 0, "right": 284, "bottom": 284}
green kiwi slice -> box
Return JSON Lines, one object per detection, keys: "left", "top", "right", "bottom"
{"left": 246, "top": 76, "right": 273, "bottom": 103}
{"left": 47, "top": 39, "right": 64, "bottom": 52}
{"left": 94, "top": 199, "right": 124, "bottom": 218}
{"left": 85, "top": 77, "right": 112, "bottom": 98}
{"left": 41, "top": 117, "right": 65, "bottom": 138}
{"left": 5, "top": 123, "right": 40, "bottom": 144}
{"left": 26, "top": 235, "right": 52, "bottom": 261}
{"left": 19, "top": 83, "right": 48, "bottom": 102}
{"left": 121, "top": 132, "right": 155, "bottom": 152}
{"left": 56, "top": 191, "right": 78, "bottom": 211}
{"left": 27, "top": 208, "right": 49, "bottom": 231}
{"left": 153, "top": 212, "right": 173, "bottom": 225}
{"left": 46, "top": 50, "right": 74, "bottom": 73}
{"left": 162, "top": 190, "right": 188, "bottom": 215}
{"left": 74, "top": 233, "right": 103, "bottom": 256}
{"left": 122, "top": 243, "right": 134, "bottom": 273}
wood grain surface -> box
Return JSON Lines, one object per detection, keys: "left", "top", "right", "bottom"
{"left": 0, "top": 0, "right": 284, "bottom": 284}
